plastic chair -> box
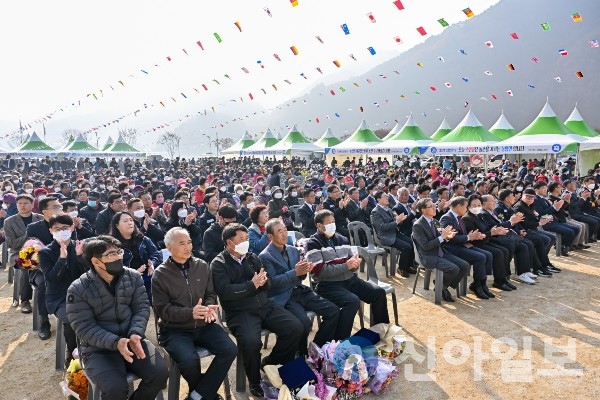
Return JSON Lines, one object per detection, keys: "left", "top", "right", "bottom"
{"left": 538, "top": 226, "right": 562, "bottom": 256}
{"left": 347, "top": 221, "right": 386, "bottom": 275}
{"left": 152, "top": 309, "right": 232, "bottom": 400}
{"left": 289, "top": 205, "right": 303, "bottom": 230}
{"left": 412, "top": 243, "right": 466, "bottom": 305}
{"left": 56, "top": 321, "right": 66, "bottom": 371}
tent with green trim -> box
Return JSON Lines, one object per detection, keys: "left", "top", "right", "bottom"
{"left": 430, "top": 118, "right": 452, "bottom": 141}
{"left": 101, "top": 136, "right": 114, "bottom": 151}
{"left": 62, "top": 134, "right": 99, "bottom": 152}
{"left": 222, "top": 130, "right": 256, "bottom": 155}
{"left": 15, "top": 131, "right": 57, "bottom": 156}
{"left": 105, "top": 134, "right": 140, "bottom": 152}
{"left": 381, "top": 122, "right": 401, "bottom": 141}
{"left": 426, "top": 110, "right": 500, "bottom": 155}
{"left": 498, "top": 101, "right": 587, "bottom": 154}
{"left": 374, "top": 115, "right": 433, "bottom": 154}
{"left": 267, "top": 125, "right": 323, "bottom": 155}
{"left": 315, "top": 128, "right": 342, "bottom": 148}
{"left": 59, "top": 135, "right": 75, "bottom": 151}
{"left": 330, "top": 120, "right": 382, "bottom": 154}
{"left": 241, "top": 128, "right": 281, "bottom": 155}
{"left": 489, "top": 112, "right": 517, "bottom": 140}
{"left": 564, "top": 106, "right": 598, "bottom": 138}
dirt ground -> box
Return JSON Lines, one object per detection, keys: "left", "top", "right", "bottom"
{"left": 1, "top": 243, "right": 599, "bottom": 400}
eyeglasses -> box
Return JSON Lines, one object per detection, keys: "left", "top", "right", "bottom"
{"left": 47, "top": 205, "right": 63, "bottom": 210}
{"left": 52, "top": 226, "right": 71, "bottom": 232}
{"left": 101, "top": 249, "right": 124, "bottom": 259}
{"left": 423, "top": 205, "right": 436, "bottom": 209}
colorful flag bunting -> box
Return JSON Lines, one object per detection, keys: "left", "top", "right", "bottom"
{"left": 438, "top": 18, "right": 449, "bottom": 27}
{"left": 531, "top": 57, "right": 539, "bottom": 63}
{"left": 333, "top": 60, "right": 341, "bottom": 68}
{"left": 445, "top": 82, "right": 452, "bottom": 88}
{"left": 416, "top": 26, "right": 427, "bottom": 36}
{"left": 241, "top": 67, "right": 249, "bottom": 73}
{"left": 527, "top": 84, "right": 535, "bottom": 88}
{"left": 290, "top": 46, "right": 299, "bottom": 55}
{"left": 575, "top": 71, "right": 583, "bottom": 78}
{"left": 459, "top": 49, "right": 467, "bottom": 55}
{"left": 438, "top": 56, "right": 445, "bottom": 62}
{"left": 349, "top": 54, "right": 356, "bottom": 61}
{"left": 367, "top": 12, "right": 376, "bottom": 23}
{"left": 290, "top": 0, "right": 298, "bottom": 7}
{"left": 316, "top": 67, "right": 323, "bottom": 74}
{"left": 257, "top": 60, "right": 264, "bottom": 68}
{"left": 541, "top": 22, "right": 550, "bottom": 30}
{"left": 196, "top": 41, "right": 204, "bottom": 50}
{"left": 558, "top": 49, "right": 568, "bottom": 56}
{"left": 394, "top": 36, "right": 402, "bottom": 44}
{"left": 491, "top": 94, "right": 497, "bottom": 99}
{"left": 214, "top": 33, "right": 222, "bottom": 42}
{"left": 234, "top": 21, "right": 242, "bottom": 32}
{"left": 182, "top": 49, "right": 188, "bottom": 55}
{"left": 274, "top": 54, "right": 281, "bottom": 61}
{"left": 316, "top": 35, "right": 323, "bottom": 43}
{"left": 417, "top": 62, "right": 423, "bottom": 67}
{"left": 430, "top": 86, "right": 437, "bottom": 91}
{"left": 367, "top": 47, "right": 376, "bottom": 55}
{"left": 339, "top": 87, "right": 346, "bottom": 92}
{"left": 359, "top": 106, "right": 364, "bottom": 112}
{"left": 589, "top": 40, "right": 599, "bottom": 48}
{"left": 507, "top": 64, "right": 515, "bottom": 71}
{"left": 118, "top": 80, "right": 125, "bottom": 87}
{"left": 341, "top": 24, "right": 350, "bottom": 35}
{"left": 554, "top": 77, "right": 562, "bottom": 82}
{"left": 166, "top": 56, "right": 172, "bottom": 61}
{"left": 330, "top": 90, "right": 336, "bottom": 95}
{"left": 393, "top": 1, "right": 404, "bottom": 11}
{"left": 181, "top": 93, "right": 187, "bottom": 98}
{"left": 272, "top": 84, "right": 278, "bottom": 91}
{"left": 462, "top": 77, "right": 469, "bottom": 82}
{"left": 463, "top": 8, "right": 474, "bottom": 18}
{"left": 572, "top": 13, "right": 582, "bottom": 22}
{"left": 510, "top": 32, "right": 519, "bottom": 39}
{"left": 484, "top": 71, "right": 492, "bottom": 75}
{"left": 506, "top": 90, "right": 514, "bottom": 96}
{"left": 485, "top": 41, "right": 493, "bottom": 48}
{"left": 264, "top": 7, "right": 272, "bottom": 17}
{"left": 202, "top": 84, "right": 208, "bottom": 90}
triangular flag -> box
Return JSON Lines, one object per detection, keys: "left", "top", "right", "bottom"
{"left": 366, "top": 12, "right": 376, "bottom": 23}
{"left": 541, "top": 22, "right": 550, "bottom": 30}
{"left": 571, "top": 13, "right": 582, "bottom": 22}
{"left": 438, "top": 18, "right": 448, "bottom": 27}
{"left": 510, "top": 32, "right": 519, "bottom": 39}
{"left": 506, "top": 90, "right": 514, "bottom": 96}
{"left": 485, "top": 41, "right": 493, "bottom": 48}
{"left": 392, "top": 1, "right": 404, "bottom": 10}
{"left": 416, "top": 26, "right": 427, "bottom": 36}
{"left": 462, "top": 8, "right": 474, "bottom": 18}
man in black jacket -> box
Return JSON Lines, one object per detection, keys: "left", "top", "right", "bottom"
{"left": 202, "top": 205, "right": 238, "bottom": 263}
{"left": 298, "top": 189, "right": 321, "bottom": 238}
{"left": 322, "top": 185, "right": 349, "bottom": 237}
{"left": 67, "top": 235, "right": 168, "bottom": 400}
{"left": 211, "top": 224, "right": 302, "bottom": 398}
{"left": 153, "top": 228, "right": 236, "bottom": 400}
{"left": 79, "top": 191, "right": 105, "bottom": 229}
{"left": 39, "top": 214, "right": 88, "bottom": 368}
{"left": 95, "top": 193, "right": 125, "bottom": 235}
{"left": 236, "top": 192, "right": 254, "bottom": 227}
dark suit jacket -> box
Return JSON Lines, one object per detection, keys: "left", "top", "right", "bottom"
{"left": 202, "top": 223, "right": 224, "bottom": 263}
{"left": 237, "top": 207, "right": 251, "bottom": 227}
{"left": 512, "top": 201, "right": 539, "bottom": 230}
{"left": 392, "top": 202, "right": 416, "bottom": 236}
{"left": 461, "top": 213, "right": 491, "bottom": 244}
{"left": 323, "top": 198, "right": 348, "bottom": 231}
{"left": 298, "top": 202, "right": 317, "bottom": 237}
{"left": 26, "top": 219, "right": 53, "bottom": 245}
{"left": 411, "top": 216, "right": 444, "bottom": 269}
{"left": 259, "top": 243, "right": 303, "bottom": 307}
{"left": 95, "top": 206, "right": 116, "bottom": 235}
{"left": 370, "top": 205, "right": 398, "bottom": 246}
{"left": 345, "top": 200, "right": 368, "bottom": 225}
{"left": 4, "top": 213, "right": 44, "bottom": 265}
{"left": 39, "top": 240, "right": 88, "bottom": 314}
{"left": 439, "top": 210, "right": 470, "bottom": 249}
{"left": 533, "top": 195, "right": 559, "bottom": 219}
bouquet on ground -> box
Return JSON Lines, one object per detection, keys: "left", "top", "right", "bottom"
{"left": 59, "top": 358, "right": 88, "bottom": 400}
{"left": 15, "top": 238, "right": 45, "bottom": 270}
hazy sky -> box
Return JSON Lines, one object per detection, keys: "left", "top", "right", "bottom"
{"left": 0, "top": 0, "right": 500, "bottom": 149}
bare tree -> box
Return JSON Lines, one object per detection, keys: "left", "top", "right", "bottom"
{"left": 157, "top": 132, "right": 182, "bottom": 159}
{"left": 118, "top": 127, "right": 140, "bottom": 147}
{"left": 373, "top": 129, "right": 391, "bottom": 139}
{"left": 215, "top": 137, "right": 234, "bottom": 152}
{"left": 62, "top": 128, "right": 91, "bottom": 142}
{"left": 6, "top": 132, "right": 23, "bottom": 149}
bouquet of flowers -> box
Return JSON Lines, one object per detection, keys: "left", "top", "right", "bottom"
{"left": 15, "top": 239, "right": 44, "bottom": 270}
{"left": 59, "top": 359, "right": 88, "bottom": 400}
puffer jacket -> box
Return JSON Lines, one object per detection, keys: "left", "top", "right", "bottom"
{"left": 66, "top": 268, "right": 149, "bottom": 355}
{"left": 152, "top": 256, "right": 217, "bottom": 331}
{"left": 122, "top": 235, "right": 162, "bottom": 286}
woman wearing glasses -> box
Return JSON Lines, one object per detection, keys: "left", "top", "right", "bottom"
{"left": 110, "top": 211, "right": 162, "bottom": 305}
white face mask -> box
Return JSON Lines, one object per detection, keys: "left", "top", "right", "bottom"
{"left": 68, "top": 210, "right": 79, "bottom": 218}
{"left": 324, "top": 222, "right": 337, "bottom": 237}
{"left": 133, "top": 209, "right": 146, "bottom": 219}
{"left": 588, "top": 184, "right": 596, "bottom": 190}
{"left": 107, "top": 186, "right": 114, "bottom": 191}
{"left": 178, "top": 209, "right": 188, "bottom": 219}
{"left": 152, "top": 178, "right": 157, "bottom": 182}
{"left": 13, "top": 180, "right": 19, "bottom": 184}
{"left": 220, "top": 186, "right": 227, "bottom": 192}
{"left": 246, "top": 201, "right": 255, "bottom": 209}
{"left": 1, "top": 204, "right": 7, "bottom": 210}
{"left": 99, "top": 184, "right": 105, "bottom": 189}
{"left": 25, "top": 188, "right": 33, "bottom": 194}
{"left": 54, "top": 187, "right": 60, "bottom": 192}
{"left": 274, "top": 193, "right": 283, "bottom": 199}
{"left": 516, "top": 186, "right": 523, "bottom": 192}
{"left": 258, "top": 181, "right": 265, "bottom": 185}
{"left": 469, "top": 207, "right": 482, "bottom": 215}
{"left": 291, "top": 191, "right": 298, "bottom": 197}
{"left": 264, "top": 190, "right": 272, "bottom": 196}
{"left": 53, "top": 230, "right": 71, "bottom": 242}
{"left": 316, "top": 191, "right": 323, "bottom": 197}
{"left": 37, "top": 195, "right": 46, "bottom": 201}
{"left": 233, "top": 240, "right": 250, "bottom": 255}
{"left": 236, "top": 190, "right": 243, "bottom": 195}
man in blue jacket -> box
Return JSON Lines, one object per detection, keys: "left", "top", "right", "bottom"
{"left": 259, "top": 218, "right": 339, "bottom": 357}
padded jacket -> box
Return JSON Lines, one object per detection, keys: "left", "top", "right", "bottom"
{"left": 66, "top": 268, "right": 149, "bottom": 356}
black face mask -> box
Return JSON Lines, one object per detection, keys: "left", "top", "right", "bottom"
{"left": 102, "top": 260, "right": 124, "bottom": 276}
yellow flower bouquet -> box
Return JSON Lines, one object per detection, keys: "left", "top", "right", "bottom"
{"left": 15, "top": 239, "right": 44, "bottom": 270}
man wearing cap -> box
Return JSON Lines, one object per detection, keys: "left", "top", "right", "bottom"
{"left": 95, "top": 193, "right": 126, "bottom": 235}
{"left": 202, "top": 205, "right": 238, "bottom": 263}
{"left": 79, "top": 191, "right": 105, "bottom": 229}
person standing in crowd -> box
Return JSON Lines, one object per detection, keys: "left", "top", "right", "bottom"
{"left": 298, "top": 189, "right": 322, "bottom": 238}
{"left": 67, "top": 235, "right": 169, "bottom": 400}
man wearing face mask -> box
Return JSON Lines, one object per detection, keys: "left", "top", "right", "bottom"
{"left": 26, "top": 196, "right": 66, "bottom": 339}
{"left": 67, "top": 236, "right": 169, "bottom": 399}
{"left": 202, "top": 205, "right": 239, "bottom": 263}
{"left": 236, "top": 192, "right": 254, "bottom": 227}
{"left": 79, "top": 191, "right": 105, "bottom": 229}
{"left": 305, "top": 210, "right": 389, "bottom": 339}
{"left": 127, "top": 198, "right": 165, "bottom": 247}
{"left": 216, "top": 179, "right": 235, "bottom": 206}
{"left": 211, "top": 224, "right": 303, "bottom": 398}
{"left": 62, "top": 200, "right": 95, "bottom": 240}
{"left": 39, "top": 214, "right": 88, "bottom": 368}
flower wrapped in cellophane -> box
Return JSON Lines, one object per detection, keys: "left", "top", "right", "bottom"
{"left": 15, "top": 238, "right": 44, "bottom": 270}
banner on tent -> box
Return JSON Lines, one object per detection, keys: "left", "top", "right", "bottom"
{"left": 240, "top": 149, "right": 287, "bottom": 156}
